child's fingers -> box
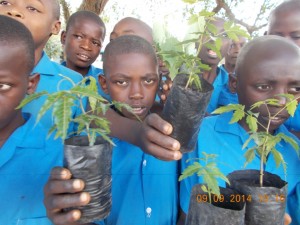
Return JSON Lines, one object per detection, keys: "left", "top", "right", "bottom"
{"left": 45, "top": 179, "right": 85, "bottom": 195}
{"left": 146, "top": 113, "right": 173, "bottom": 135}
{"left": 145, "top": 142, "right": 182, "bottom": 161}
{"left": 50, "top": 167, "right": 72, "bottom": 180}
{"left": 50, "top": 209, "right": 82, "bottom": 225}
{"left": 45, "top": 192, "right": 90, "bottom": 211}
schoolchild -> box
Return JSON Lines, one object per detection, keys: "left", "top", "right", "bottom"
{"left": 0, "top": 0, "right": 83, "bottom": 132}
{"left": 61, "top": 10, "right": 109, "bottom": 98}
{"left": 267, "top": 2, "right": 300, "bottom": 223}
{"left": 0, "top": 15, "right": 63, "bottom": 224}
{"left": 217, "top": 36, "right": 247, "bottom": 107}
{"left": 179, "top": 36, "right": 300, "bottom": 223}
{"left": 267, "top": 0, "right": 300, "bottom": 137}
{"left": 197, "top": 18, "right": 230, "bottom": 113}
{"left": 43, "top": 35, "right": 179, "bottom": 225}
{"left": 110, "top": 17, "right": 172, "bottom": 104}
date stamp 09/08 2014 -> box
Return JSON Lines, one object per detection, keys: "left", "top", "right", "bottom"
{"left": 196, "top": 193, "right": 286, "bottom": 203}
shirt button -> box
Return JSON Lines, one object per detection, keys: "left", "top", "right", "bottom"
{"left": 143, "top": 160, "right": 147, "bottom": 167}
{"left": 146, "top": 207, "right": 152, "bottom": 218}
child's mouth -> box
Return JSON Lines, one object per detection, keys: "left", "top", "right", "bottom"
{"left": 77, "top": 53, "right": 90, "bottom": 62}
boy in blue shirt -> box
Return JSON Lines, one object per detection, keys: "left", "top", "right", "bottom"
{"left": 61, "top": 10, "right": 109, "bottom": 98}
{"left": 197, "top": 18, "right": 230, "bottom": 113}
{"left": 217, "top": 36, "right": 247, "bottom": 107}
{"left": 179, "top": 36, "right": 300, "bottom": 224}
{"left": 0, "top": 0, "right": 83, "bottom": 131}
{"left": 43, "top": 35, "right": 178, "bottom": 225}
{"left": 267, "top": 1, "right": 300, "bottom": 223}
{"left": 0, "top": 15, "right": 63, "bottom": 224}
{"left": 267, "top": 0, "right": 300, "bottom": 139}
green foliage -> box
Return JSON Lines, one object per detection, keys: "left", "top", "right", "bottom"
{"left": 179, "top": 152, "right": 229, "bottom": 201}
{"left": 154, "top": 0, "right": 250, "bottom": 89}
{"left": 18, "top": 75, "right": 127, "bottom": 146}
{"left": 212, "top": 95, "right": 300, "bottom": 186}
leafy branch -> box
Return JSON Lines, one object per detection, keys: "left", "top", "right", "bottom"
{"left": 179, "top": 152, "right": 229, "bottom": 203}
{"left": 18, "top": 75, "right": 130, "bottom": 146}
{"left": 212, "top": 95, "right": 300, "bottom": 186}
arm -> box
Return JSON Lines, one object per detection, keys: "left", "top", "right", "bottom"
{"left": 101, "top": 109, "right": 182, "bottom": 161}
{"left": 44, "top": 167, "right": 94, "bottom": 225}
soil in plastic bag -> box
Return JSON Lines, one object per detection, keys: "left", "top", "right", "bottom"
{"left": 64, "top": 136, "right": 112, "bottom": 223}
{"left": 227, "top": 169, "right": 287, "bottom": 225}
{"left": 162, "top": 74, "right": 213, "bottom": 153}
{"left": 186, "top": 184, "right": 245, "bottom": 225}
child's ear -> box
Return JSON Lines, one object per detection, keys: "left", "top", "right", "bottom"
{"left": 229, "top": 73, "right": 237, "bottom": 93}
{"left": 27, "top": 73, "right": 40, "bottom": 95}
{"left": 61, "top": 30, "right": 66, "bottom": 45}
{"left": 51, "top": 20, "right": 61, "bottom": 35}
{"left": 98, "top": 74, "right": 109, "bottom": 94}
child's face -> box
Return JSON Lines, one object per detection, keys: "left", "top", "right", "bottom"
{"left": 110, "top": 20, "right": 153, "bottom": 44}
{"left": 61, "top": 18, "right": 104, "bottom": 73}
{"left": 237, "top": 49, "right": 300, "bottom": 132}
{"left": 225, "top": 37, "right": 247, "bottom": 66}
{"left": 0, "top": 0, "right": 60, "bottom": 50}
{"left": 0, "top": 44, "right": 38, "bottom": 131}
{"left": 268, "top": 9, "right": 300, "bottom": 47}
{"left": 101, "top": 53, "right": 159, "bottom": 121}
{"left": 198, "top": 19, "right": 229, "bottom": 66}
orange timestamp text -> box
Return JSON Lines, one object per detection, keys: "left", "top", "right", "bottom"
{"left": 196, "top": 194, "right": 285, "bottom": 203}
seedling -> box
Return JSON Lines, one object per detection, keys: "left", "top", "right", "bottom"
{"left": 212, "top": 94, "right": 300, "bottom": 187}
{"left": 179, "top": 152, "right": 230, "bottom": 203}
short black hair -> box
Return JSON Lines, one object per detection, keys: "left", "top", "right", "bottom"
{"left": 236, "top": 35, "right": 300, "bottom": 77}
{"left": 0, "top": 15, "right": 35, "bottom": 74}
{"left": 269, "top": 0, "right": 300, "bottom": 20}
{"left": 103, "top": 35, "right": 158, "bottom": 75}
{"left": 66, "top": 10, "right": 106, "bottom": 39}
{"left": 52, "top": 0, "right": 60, "bottom": 20}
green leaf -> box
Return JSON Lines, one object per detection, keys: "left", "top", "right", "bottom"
{"left": 179, "top": 162, "right": 202, "bottom": 181}
{"left": 182, "top": 0, "right": 198, "bottom": 4}
{"left": 244, "top": 148, "right": 256, "bottom": 167}
{"left": 286, "top": 99, "right": 298, "bottom": 117}
{"left": 246, "top": 114, "right": 258, "bottom": 132}
{"left": 36, "top": 93, "right": 61, "bottom": 124}
{"left": 211, "top": 104, "right": 244, "bottom": 115}
{"left": 277, "top": 133, "right": 299, "bottom": 155}
{"left": 229, "top": 109, "right": 245, "bottom": 124}
{"left": 52, "top": 95, "right": 75, "bottom": 140}
{"left": 17, "top": 91, "right": 48, "bottom": 109}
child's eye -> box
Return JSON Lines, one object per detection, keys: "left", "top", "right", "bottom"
{"left": 0, "top": 83, "right": 12, "bottom": 91}
{"left": 74, "top": 34, "right": 83, "bottom": 40}
{"left": 0, "top": 1, "right": 10, "bottom": 6}
{"left": 116, "top": 80, "right": 128, "bottom": 86}
{"left": 27, "top": 6, "right": 39, "bottom": 12}
{"left": 92, "top": 41, "right": 101, "bottom": 47}
{"left": 144, "top": 79, "right": 154, "bottom": 85}
{"left": 256, "top": 84, "right": 271, "bottom": 90}
{"left": 289, "top": 86, "right": 300, "bottom": 93}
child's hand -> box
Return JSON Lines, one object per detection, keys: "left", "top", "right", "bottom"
{"left": 44, "top": 167, "right": 91, "bottom": 225}
{"left": 284, "top": 213, "right": 292, "bottom": 225}
{"left": 159, "top": 74, "right": 172, "bottom": 105}
{"left": 137, "top": 113, "right": 181, "bottom": 161}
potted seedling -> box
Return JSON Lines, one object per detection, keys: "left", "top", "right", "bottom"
{"left": 154, "top": 1, "right": 249, "bottom": 153}
{"left": 18, "top": 75, "right": 130, "bottom": 223}
{"left": 179, "top": 152, "right": 245, "bottom": 225}
{"left": 212, "top": 94, "right": 300, "bottom": 225}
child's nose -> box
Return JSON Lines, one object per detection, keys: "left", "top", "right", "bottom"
{"left": 7, "top": 9, "right": 24, "bottom": 19}
{"left": 80, "top": 39, "right": 91, "bottom": 50}
{"left": 129, "top": 83, "right": 144, "bottom": 100}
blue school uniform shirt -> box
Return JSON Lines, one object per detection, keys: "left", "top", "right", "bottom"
{"left": 22, "top": 52, "right": 83, "bottom": 132}
{"left": 0, "top": 113, "right": 63, "bottom": 225}
{"left": 180, "top": 112, "right": 300, "bottom": 213}
{"left": 61, "top": 62, "right": 110, "bottom": 100}
{"left": 206, "top": 66, "right": 229, "bottom": 113}
{"left": 99, "top": 138, "right": 179, "bottom": 225}
{"left": 284, "top": 105, "right": 300, "bottom": 132}
{"left": 217, "top": 65, "right": 238, "bottom": 107}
